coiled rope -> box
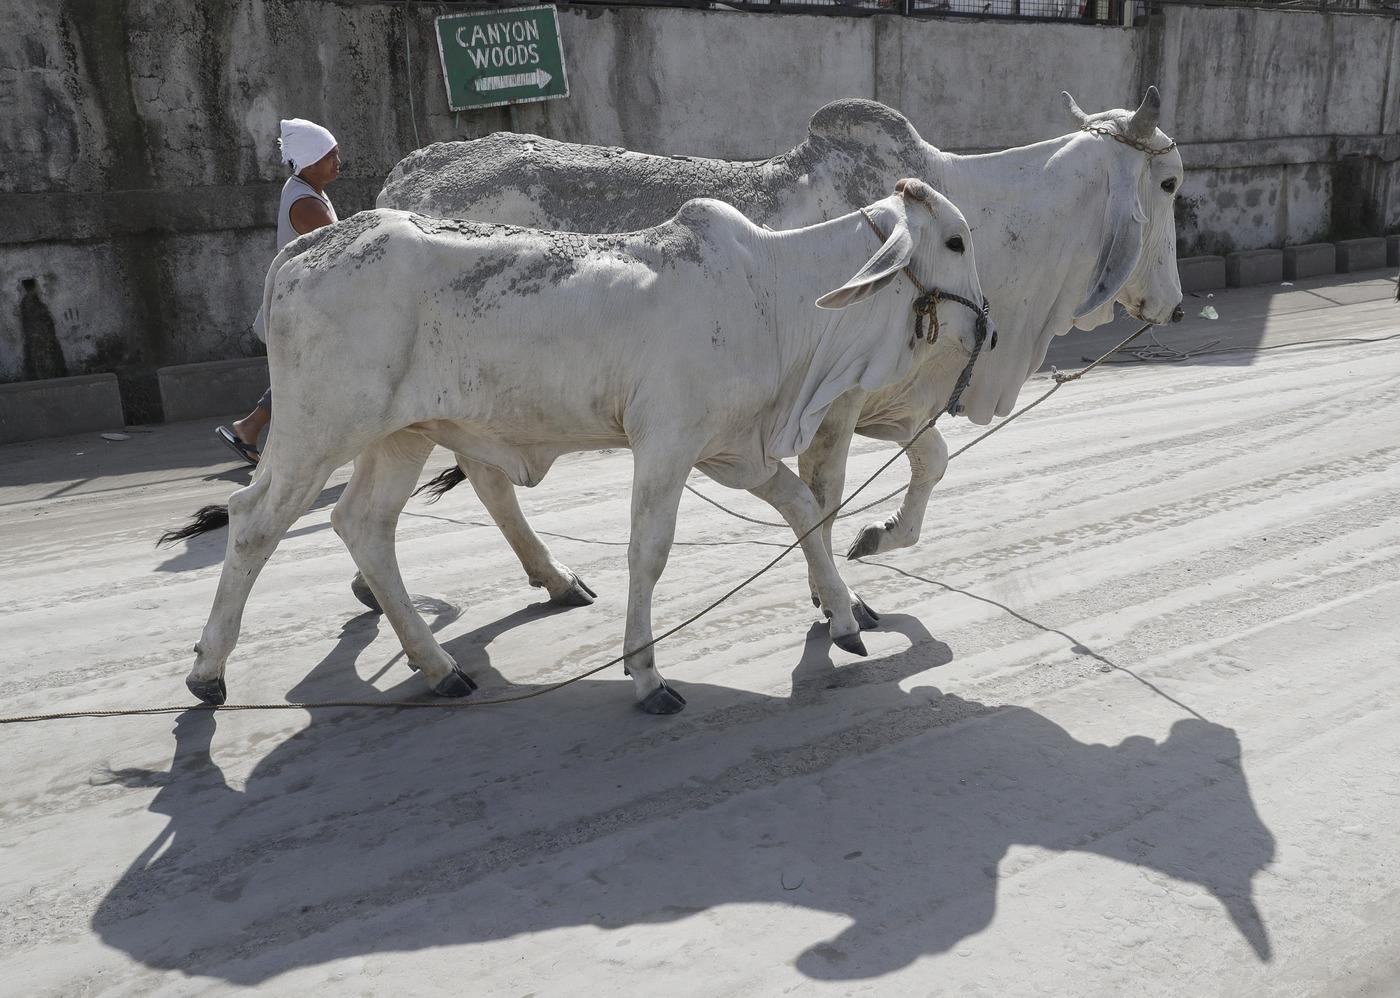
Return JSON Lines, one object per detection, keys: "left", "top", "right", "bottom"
{"left": 0, "top": 322, "right": 1153, "bottom": 725}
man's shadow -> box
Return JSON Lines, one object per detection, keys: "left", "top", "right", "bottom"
{"left": 91, "top": 604, "right": 1274, "bottom": 983}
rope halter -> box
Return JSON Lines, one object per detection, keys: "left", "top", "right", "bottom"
{"left": 858, "top": 204, "right": 992, "bottom": 416}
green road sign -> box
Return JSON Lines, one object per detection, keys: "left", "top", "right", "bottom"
{"left": 435, "top": 6, "right": 569, "bottom": 112}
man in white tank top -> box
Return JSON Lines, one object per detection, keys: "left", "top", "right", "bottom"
{"left": 216, "top": 118, "right": 340, "bottom": 465}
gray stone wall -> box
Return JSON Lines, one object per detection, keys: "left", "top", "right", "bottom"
{"left": 1160, "top": 6, "right": 1400, "bottom": 255}
{"left": 1, "top": 0, "right": 1395, "bottom": 401}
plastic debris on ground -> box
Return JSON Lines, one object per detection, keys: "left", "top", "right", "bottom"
{"left": 1199, "top": 305, "right": 1219, "bottom": 320}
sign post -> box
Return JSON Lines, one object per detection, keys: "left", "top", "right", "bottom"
{"left": 434, "top": 6, "right": 569, "bottom": 112}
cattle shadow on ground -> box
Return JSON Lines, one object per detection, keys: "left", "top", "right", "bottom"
{"left": 90, "top": 605, "right": 1274, "bottom": 984}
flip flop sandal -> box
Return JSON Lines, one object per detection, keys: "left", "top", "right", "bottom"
{"left": 215, "top": 425, "right": 259, "bottom": 466}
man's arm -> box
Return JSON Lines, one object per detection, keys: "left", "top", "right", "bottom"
{"left": 289, "top": 196, "right": 335, "bottom": 235}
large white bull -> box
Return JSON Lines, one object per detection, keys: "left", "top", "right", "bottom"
{"left": 379, "top": 89, "right": 1183, "bottom": 584}
{"left": 185, "top": 181, "right": 988, "bottom": 713}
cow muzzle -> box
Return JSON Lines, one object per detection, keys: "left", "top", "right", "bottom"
{"left": 1128, "top": 297, "right": 1183, "bottom": 326}
{"left": 916, "top": 292, "right": 992, "bottom": 418}
{"left": 912, "top": 289, "right": 992, "bottom": 352}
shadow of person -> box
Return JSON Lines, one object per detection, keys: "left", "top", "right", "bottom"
{"left": 91, "top": 612, "right": 1273, "bottom": 983}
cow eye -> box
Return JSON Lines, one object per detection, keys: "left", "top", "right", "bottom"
{"left": 945, "top": 236, "right": 965, "bottom": 253}
{"left": 1161, "top": 178, "right": 1178, "bottom": 194}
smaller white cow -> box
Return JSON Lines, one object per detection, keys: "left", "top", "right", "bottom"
{"left": 377, "top": 89, "right": 1183, "bottom": 598}
{"left": 186, "top": 180, "right": 989, "bottom": 713}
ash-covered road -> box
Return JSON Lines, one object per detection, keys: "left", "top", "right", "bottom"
{"left": 1, "top": 273, "right": 1397, "bottom": 997}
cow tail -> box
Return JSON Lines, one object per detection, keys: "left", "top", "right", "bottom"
{"left": 413, "top": 466, "right": 468, "bottom": 504}
{"left": 156, "top": 504, "right": 230, "bottom": 546}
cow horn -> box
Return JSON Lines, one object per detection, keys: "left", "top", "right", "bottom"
{"left": 1062, "top": 91, "right": 1091, "bottom": 130}
{"left": 1128, "top": 86, "right": 1161, "bottom": 140}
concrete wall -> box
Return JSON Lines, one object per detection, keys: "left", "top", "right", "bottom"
{"left": 1157, "top": 6, "right": 1400, "bottom": 255}
{"left": 1, "top": 0, "right": 1396, "bottom": 402}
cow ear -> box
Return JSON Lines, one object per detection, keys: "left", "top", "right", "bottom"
{"left": 1073, "top": 157, "right": 1147, "bottom": 318}
{"left": 816, "top": 270, "right": 902, "bottom": 309}
{"left": 816, "top": 213, "right": 913, "bottom": 309}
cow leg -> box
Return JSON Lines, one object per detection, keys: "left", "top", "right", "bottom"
{"left": 186, "top": 454, "right": 341, "bottom": 705}
{"left": 622, "top": 455, "right": 690, "bottom": 715}
{"left": 749, "top": 463, "right": 867, "bottom": 658}
{"left": 797, "top": 393, "right": 878, "bottom": 629}
{"left": 333, "top": 431, "right": 475, "bottom": 697}
{"left": 846, "top": 425, "right": 949, "bottom": 560}
{"left": 459, "top": 457, "right": 596, "bottom": 607}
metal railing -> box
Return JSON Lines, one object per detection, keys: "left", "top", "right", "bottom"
{"left": 908, "top": 0, "right": 1122, "bottom": 19}
{"left": 567, "top": 0, "right": 1137, "bottom": 24}
{"left": 1149, "top": 0, "right": 1397, "bottom": 10}
{"left": 566, "top": 0, "right": 1397, "bottom": 17}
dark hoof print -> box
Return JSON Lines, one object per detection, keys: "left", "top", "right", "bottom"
{"left": 350, "top": 571, "right": 383, "bottom": 614}
{"left": 832, "top": 632, "right": 868, "bottom": 657}
{"left": 433, "top": 667, "right": 478, "bottom": 698}
{"left": 845, "top": 527, "right": 884, "bottom": 561}
{"left": 187, "top": 676, "right": 227, "bottom": 706}
{"left": 853, "top": 597, "right": 881, "bottom": 630}
{"left": 553, "top": 575, "right": 597, "bottom": 607}
{"left": 638, "top": 683, "right": 687, "bottom": 715}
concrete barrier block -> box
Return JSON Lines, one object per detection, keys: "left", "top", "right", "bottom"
{"left": 1281, "top": 243, "right": 1335, "bottom": 281}
{"left": 1387, "top": 234, "right": 1399, "bottom": 268}
{"left": 157, "top": 357, "right": 269, "bottom": 423}
{"left": 1177, "top": 255, "right": 1226, "bottom": 294}
{"left": 0, "top": 374, "right": 125, "bottom": 445}
{"left": 1335, "top": 237, "right": 1387, "bottom": 274}
{"left": 1225, "top": 248, "right": 1283, "bottom": 288}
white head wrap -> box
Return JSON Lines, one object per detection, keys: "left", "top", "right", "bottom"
{"left": 278, "top": 118, "right": 337, "bottom": 174}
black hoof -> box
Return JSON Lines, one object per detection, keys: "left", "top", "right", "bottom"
{"left": 553, "top": 574, "right": 597, "bottom": 607}
{"left": 852, "top": 596, "right": 881, "bottom": 630}
{"left": 433, "top": 667, "right": 478, "bottom": 698}
{"left": 638, "top": 681, "right": 687, "bottom": 715}
{"left": 832, "top": 631, "right": 868, "bottom": 657}
{"left": 187, "top": 676, "right": 227, "bottom": 706}
{"left": 350, "top": 571, "right": 383, "bottom": 614}
{"left": 846, "top": 525, "right": 885, "bottom": 561}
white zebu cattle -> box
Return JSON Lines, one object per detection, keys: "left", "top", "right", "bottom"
{"left": 186, "top": 181, "right": 987, "bottom": 713}
{"left": 379, "top": 89, "right": 1183, "bottom": 580}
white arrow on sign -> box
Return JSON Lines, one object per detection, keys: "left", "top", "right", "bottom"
{"left": 474, "top": 68, "right": 553, "bottom": 92}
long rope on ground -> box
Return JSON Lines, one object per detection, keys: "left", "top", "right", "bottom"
{"left": 0, "top": 320, "right": 1159, "bottom": 725}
